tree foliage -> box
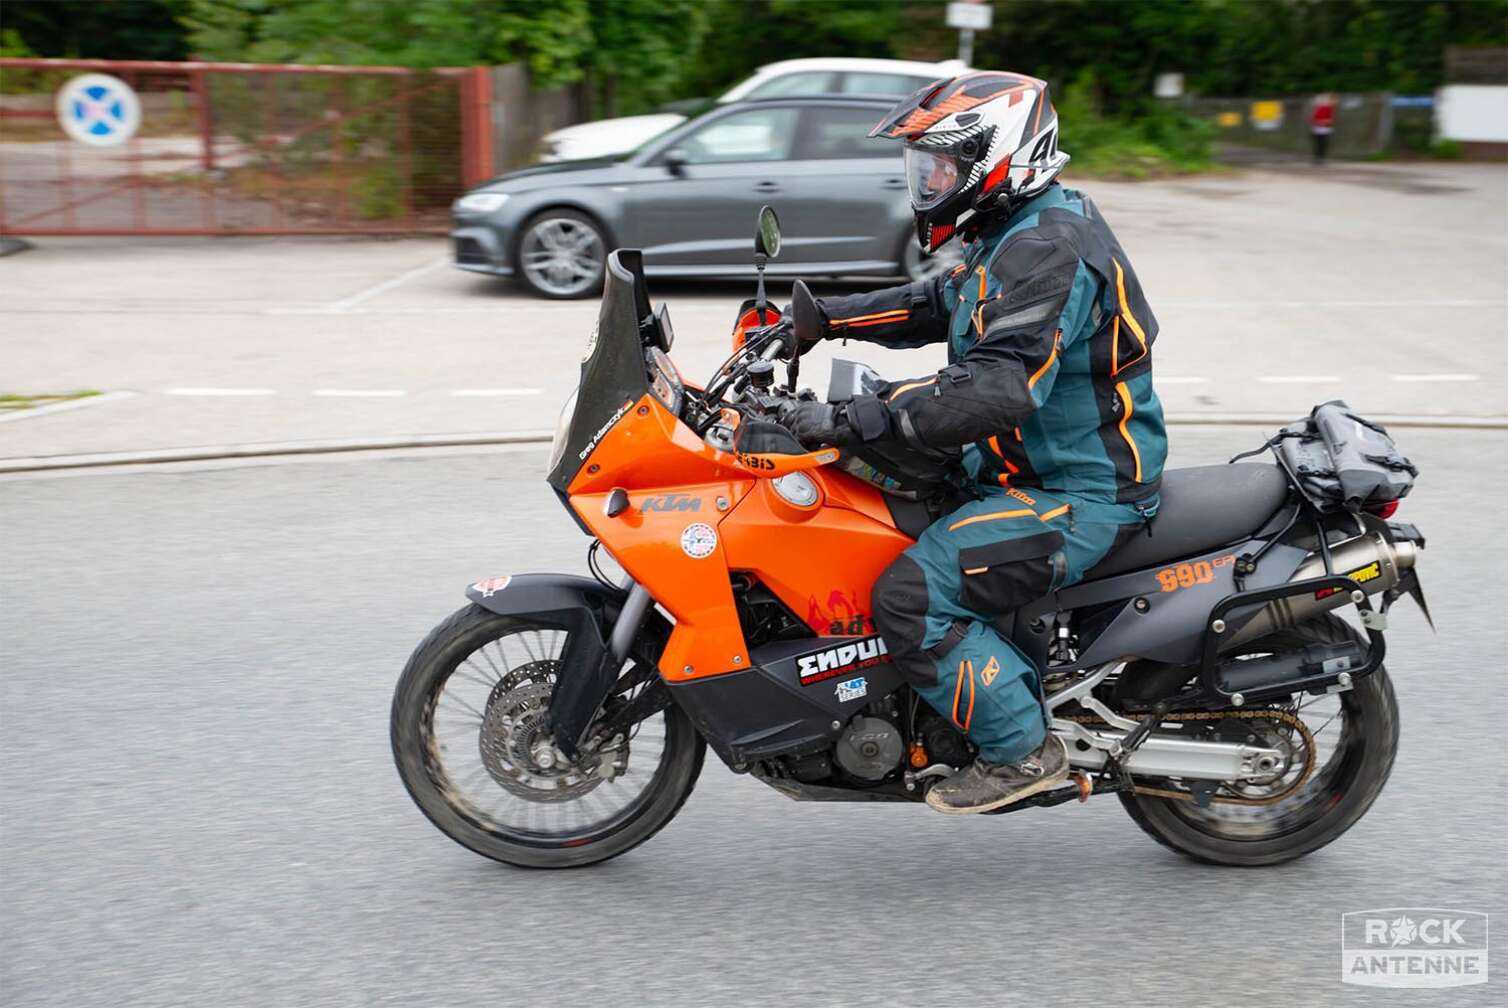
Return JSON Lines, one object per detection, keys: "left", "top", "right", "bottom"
{"left": 977, "top": 0, "right": 1508, "bottom": 114}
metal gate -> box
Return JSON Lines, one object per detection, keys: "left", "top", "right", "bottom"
{"left": 0, "top": 58, "right": 494, "bottom": 235}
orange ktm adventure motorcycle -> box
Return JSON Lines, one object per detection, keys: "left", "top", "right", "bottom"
{"left": 392, "top": 210, "right": 1429, "bottom": 869}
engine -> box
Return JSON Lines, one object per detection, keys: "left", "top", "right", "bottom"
{"left": 834, "top": 716, "right": 905, "bottom": 781}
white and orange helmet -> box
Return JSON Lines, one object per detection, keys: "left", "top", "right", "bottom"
{"left": 869, "top": 72, "right": 1070, "bottom": 252}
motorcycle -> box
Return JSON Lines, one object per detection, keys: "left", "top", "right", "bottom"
{"left": 392, "top": 208, "right": 1428, "bottom": 869}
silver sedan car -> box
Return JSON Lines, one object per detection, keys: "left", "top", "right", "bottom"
{"left": 450, "top": 96, "right": 960, "bottom": 298}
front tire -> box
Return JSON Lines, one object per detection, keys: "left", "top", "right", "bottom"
{"left": 1118, "top": 616, "right": 1399, "bottom": 866}
{"left": 391, "top": 604, "right": 704, "bottom": 868}
{"left": 514, "top": 209, "right": 607, "bottom": 299}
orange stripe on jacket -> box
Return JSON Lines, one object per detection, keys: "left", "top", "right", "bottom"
{"left": 1116, "top": 381, "right": 1143, "bottom": 482}
{"left": 1027, "top": 330, "right": 1062, "bottom": 389}
{"left": 887, "top": 376, "right": 937, "bottom": 401}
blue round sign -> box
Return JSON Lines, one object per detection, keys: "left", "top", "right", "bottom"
{"left": 55, "top": 73, "right": 141, "bottom": 147}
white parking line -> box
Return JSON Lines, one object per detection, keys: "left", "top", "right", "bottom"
{"left": 1257, "top": 375, "right": 1341, "bottom": 383}
{"left": 320, "top": 256, "right": 449, "bottom": 313}
{"left": 1390, "top": 373, "right": 1480, "bottom": 382}
{"left": 451, "top": 388, "right": 545, "bottom": 397}
{"left": 164, "top": 387, "right": 277, "bottom": 396}
{"left": 313, "top": 389, "right": 407, "bottom": 398}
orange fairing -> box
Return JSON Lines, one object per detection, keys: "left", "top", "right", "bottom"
{"left": 567, "top": 392, "right": 904, "bottom": 685}
{"left": 721, "top": 469, "right": 911, "bottom": 638}
{"left": 566, "top": 393, "right": 909, "bottom": 680}
{"left": 733, "top": 305, "right": 779, "bottom": 352}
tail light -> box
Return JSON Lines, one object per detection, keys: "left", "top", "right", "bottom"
{"left": 1370, "top": 500, "right": 1400, "bottom": 519}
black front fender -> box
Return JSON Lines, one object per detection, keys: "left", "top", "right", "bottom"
{"left": 464, "top": 573, "right": 625, "bottom": 759}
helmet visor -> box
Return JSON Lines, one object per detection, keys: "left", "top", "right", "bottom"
{"left": 904, "top": 146, "right": 963, "bottom": 211}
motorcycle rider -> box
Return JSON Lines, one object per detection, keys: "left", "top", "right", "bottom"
{"left": 771, "top": 72, "right": 1168, "bottom": 814}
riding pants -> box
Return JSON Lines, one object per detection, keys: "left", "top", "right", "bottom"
{"left": 872, "top": 485, "right": 1151, "bottom": 763}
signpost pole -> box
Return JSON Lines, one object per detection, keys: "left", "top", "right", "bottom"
{"left": 946, "top": 1, "right": 992, "bottom": 67}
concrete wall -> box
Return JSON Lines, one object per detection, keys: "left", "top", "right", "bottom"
{"left": 488, "top": 64, "right": 584, "bottom": 171}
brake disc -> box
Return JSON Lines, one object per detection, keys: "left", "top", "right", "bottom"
{"left": 477, "top": 667, "right": 629, "bottom": 803}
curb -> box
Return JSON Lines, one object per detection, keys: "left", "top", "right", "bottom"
{"left": 0, "top": 430, "right": 555, "bottom": 474}
{"left": 1, "top": 414, "right": 1502, "bottom": 475}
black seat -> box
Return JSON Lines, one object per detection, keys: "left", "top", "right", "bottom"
{"left": 1084, "top": 463, "right": 1291, "bottom": 578}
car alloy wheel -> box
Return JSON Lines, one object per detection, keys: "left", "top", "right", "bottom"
{"left": 518, "top": 212, "right": 607, "bottom": 299}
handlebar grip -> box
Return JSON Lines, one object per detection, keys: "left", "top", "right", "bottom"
{"left": 759, "top": 338, "right": 786, "bottom": 361}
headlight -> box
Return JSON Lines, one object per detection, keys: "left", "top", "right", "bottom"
{"left": 454, "top": 192, "right": 509, "bottom": 214}
{"left": 548, "top": 388, "right": 579, "bottom": 473}
{"left": 646, "top": 347, "right": 682, "bottom": 414}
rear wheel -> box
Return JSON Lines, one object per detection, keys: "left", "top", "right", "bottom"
{"left": 1118, "top": 616, "right": 1399, "bottom": 866}
{"left": 391, "top": 605, "right": 704, "bottom": 868}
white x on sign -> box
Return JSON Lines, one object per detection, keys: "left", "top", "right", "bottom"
{"left": 55, "top": 73, "right": 142, "bottom": 147}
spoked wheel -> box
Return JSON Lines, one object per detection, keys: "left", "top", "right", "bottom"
{"left": 1119, "top": 616, "right": 1399, "bottom": 866}
{"left": 391, "top": 605, "right": 704, "bottom": 868}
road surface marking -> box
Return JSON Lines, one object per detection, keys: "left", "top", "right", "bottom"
{"left": 1157, "top": 376, "right": 1209, "bottom": 384}
{"left": 321, "top": 256, "right": 449, "bottom": 313}
{"left": 1390, "top": 373, "right": 1480, "bottom": 382}
{"left": 164, "top": 387, "right": 277, "bottom": 396}
{"left": 1257, "top": 375, "right": 1341, "bottom": 383}
{"left": 313, "top": 389, "right": 407, "bottom": 397}
{"left": 451, "top": 388, "right": 544, "bottom": 397}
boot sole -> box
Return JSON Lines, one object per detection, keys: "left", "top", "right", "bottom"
{"left": 924, "top": 765, "right": 1070, "bottom": 815}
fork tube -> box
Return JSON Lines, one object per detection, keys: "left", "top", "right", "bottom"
{"left": 610, "top": 581, "right": 653, "bottom": 664}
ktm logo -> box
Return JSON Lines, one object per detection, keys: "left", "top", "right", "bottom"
{"left": 1006, "top": 487, "right": 1036, "bottom": 506}
{"left": 981, "top": 655, "right": 1000, "bottom": 686}
{"left": 639, "top": 493, "right": 700, "bottom": 513}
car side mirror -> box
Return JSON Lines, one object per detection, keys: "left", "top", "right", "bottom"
{"left": 663, "top": 148, "right": 688, "bottom": 177}
{"left": 755, "top": 205, "right": 781, "bottom": 259}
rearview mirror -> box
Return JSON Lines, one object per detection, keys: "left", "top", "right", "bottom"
{"left": 755, "top": 205, "right": 781, "bottom": 259}
{"left": 663, "top": 148, "right": 688, "bottom": 177}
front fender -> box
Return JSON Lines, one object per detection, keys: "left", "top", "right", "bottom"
{"left": 465, "top": 573, "right": 625, "bottom": 758}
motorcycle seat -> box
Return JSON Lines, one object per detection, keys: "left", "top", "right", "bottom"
{"left": 1084, "top": 463, "right": 1291, "bottom": 579}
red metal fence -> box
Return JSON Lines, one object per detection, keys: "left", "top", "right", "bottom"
{"left": 0, "top": 58, "right": 494, "bottom": 235}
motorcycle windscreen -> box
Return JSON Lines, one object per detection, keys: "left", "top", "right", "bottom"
{"left": 547, "top": 249, "right": 654, "bottom": 493}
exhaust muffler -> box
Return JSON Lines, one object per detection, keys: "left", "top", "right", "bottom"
{"left": 1225, "top": 530, "right": 1417, "bottom": 648}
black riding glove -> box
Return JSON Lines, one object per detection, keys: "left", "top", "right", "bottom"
{"left": 774, "top": 396, "right": 891, "bottom": 448}
{"left": 775, "top": 400, "right": 848, "bottom": 448}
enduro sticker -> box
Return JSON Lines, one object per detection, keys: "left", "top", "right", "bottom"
{"left": 798, "top": 636, "right": 890, "bottom": 685}
{"left": 835, "top": 676, "right": 869, "bottom": 703}
{"left": 680, "top": 522, "right": 717, "bottom": 559}
{"left": 472, "top": 576, "right": 512, "bottom": 598}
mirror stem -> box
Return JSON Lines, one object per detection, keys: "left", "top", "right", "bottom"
{"left": 753, "top": 251, "right": 768, "bottom": 320}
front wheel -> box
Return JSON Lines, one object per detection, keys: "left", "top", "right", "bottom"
{"left": 391, "top": 604, "right": 704, "bottom": 868}
{"left": 515, "top": 209, "right": 607, "bottom": 299}
{"left": 1118, "top": 616, "right": 1399, "bottom": 866}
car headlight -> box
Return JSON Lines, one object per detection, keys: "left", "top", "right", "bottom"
{"left": 548, "top": 388, "right": 579, "bottom": 473}
{"left": 454, "top": 192, "right": 510, "bottom": 214}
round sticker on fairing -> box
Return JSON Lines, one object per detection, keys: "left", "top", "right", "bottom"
{"left": 680, "top": 522, "right": 717, "bottom": 559}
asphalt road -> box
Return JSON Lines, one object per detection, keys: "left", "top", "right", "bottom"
{"left": 3, "top": 427, "right": 1505, "bottom": 1007}
{"left": 4, "top": 161, "right": 1505, "bottom": 460}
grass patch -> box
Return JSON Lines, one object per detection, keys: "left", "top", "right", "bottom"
{"left": 0, "top": 390, "right": 103, "bottom": 412}
{"left": 1056, "top": 72, "right": 1216, "bottom": 180}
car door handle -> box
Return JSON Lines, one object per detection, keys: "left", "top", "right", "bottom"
{"left": 882, "top": 177, "right": 906, "bottom": 190}
{"left": 753, "top": 181, "right": 781, "bottom": 193}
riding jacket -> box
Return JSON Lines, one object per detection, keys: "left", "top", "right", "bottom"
{"left": 817, "top": 184, "right": 1168, "bottom": 505}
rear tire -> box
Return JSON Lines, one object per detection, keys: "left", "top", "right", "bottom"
{"left": 391, "top": 604, "right": 704, "bottom": 868}
{"left": 1118, "top": 616, "right": 1399, "bottom": 866}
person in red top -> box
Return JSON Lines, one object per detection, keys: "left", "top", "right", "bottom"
{"left": 1310, "top": 92, "right": 1336, "bottom": 164}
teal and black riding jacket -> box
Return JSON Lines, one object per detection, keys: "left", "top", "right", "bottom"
{"left": 814, "top": 183, "right": 1168, "bottom": 506}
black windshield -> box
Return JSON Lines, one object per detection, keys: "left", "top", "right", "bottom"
{"left": 546, "top": 250, "right": 653, "bottom": 493}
